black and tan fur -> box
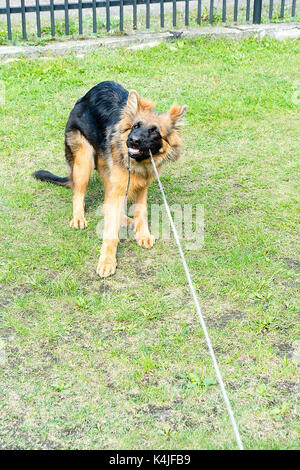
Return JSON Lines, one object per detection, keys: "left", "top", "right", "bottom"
{"left": 34, "top": 81, "right": 186, "bottom": 278}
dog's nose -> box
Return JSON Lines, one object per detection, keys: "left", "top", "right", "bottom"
{"left": 130, "top": 136, "right": 140, "bottom": 146}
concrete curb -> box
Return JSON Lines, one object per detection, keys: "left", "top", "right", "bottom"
{"left": 1, "top": 22, "right": 299, "bottom": 61}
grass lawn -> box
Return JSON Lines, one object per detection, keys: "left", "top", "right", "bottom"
{"left": 0, "top": 36, "right": 299, "bottom": 450}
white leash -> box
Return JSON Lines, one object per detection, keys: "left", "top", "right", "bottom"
{"left": 149, "top": 150, "right": 244, "bottom": 450}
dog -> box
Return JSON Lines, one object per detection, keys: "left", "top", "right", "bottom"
{"left": 34, "top": 81, "right": 186, "bottom": 278}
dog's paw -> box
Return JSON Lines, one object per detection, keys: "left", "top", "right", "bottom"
{"left": 136, "top": 233, "right": 155, "bottom": 249}
{"left": 96, "top": 258, "right": 117, "bottom": 278}
{"left": 70, "top": 216, "right": 87, "bottom": 229}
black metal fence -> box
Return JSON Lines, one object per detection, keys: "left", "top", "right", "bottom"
{"left": 0, "top": 0, "right": 298, "bottom": 41}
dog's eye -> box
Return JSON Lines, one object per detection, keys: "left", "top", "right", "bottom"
{"left": 132, "top": 122, "right": 140, "bottom": 130}
{"left": 149, "top": 126, "right": 158, "bottom": 134}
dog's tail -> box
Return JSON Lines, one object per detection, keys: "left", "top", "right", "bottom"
{"left": 33, "top": 170, "right": 71, "bottom": 188}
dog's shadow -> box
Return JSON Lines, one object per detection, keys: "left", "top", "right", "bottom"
{"left": 85, "top": 173, "right": 183, "bottom": 212}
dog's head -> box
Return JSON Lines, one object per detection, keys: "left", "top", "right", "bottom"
{"left": 121, "top": 90, "right": 187, "bottom": 163}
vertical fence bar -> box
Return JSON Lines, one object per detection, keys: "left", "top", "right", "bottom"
{"left": 21, "top": 0, "right": 27, "bottom": 40}
{"left": 133, "top": 0, "right": 137, "bottom": 29}
{"left": 269, "top": 0, "right": 273, "bottom": 19}
{"left": 253, "top": 0, "right": 262, "bottom": 23}
{"left": 185, "top": 0, "right": 189, "bottom": 26}
{"left": 78, "top": 0, "right": 83, "bottom": 34}
{"left": 92, "top": 0, "right": 97, "bottom": 33}
{"left": 246, "top": 0, "right": 250, "bottom": 20}
{"left": 35, "top": 0, "right": 41, "bottom": 37}
{"left": 197, "top": 0, "right": 201, "bottom": 24}
{"left": 172, "top": 0, "right": 176, "bottom": 26}
{"left": 280, "top": 0, "right": 285, "bottom": 17}
{"left": 222, "top": 0, "right": 226, "bottom": 22}
{"left": 160, "top": 0, "right": 164, "bottom": 28}
{"left": 64, "top": 0, "right": 69, "bottom": 35}
{"left": 5, "top": 0, "right": 12, "bottom": 41}
{"left": 146, "top": 0, "right": 150, "bottom": 29}
{"left": 50, "top": 0, "right": 55, "bottom": 36}
{"left": 291, "top": 0, "right": 296, "bottom": 16}
{"left": 120, "top": 0, "right": 124, "bottom": 31}
{"left": 209, "top": 0, "right": 214, "bottom": 24}
{"left": 106, "top": 0, "right": 110, "bottom": 32}
{"left": 234, "top": 0, "right": 238, "bottom": 21}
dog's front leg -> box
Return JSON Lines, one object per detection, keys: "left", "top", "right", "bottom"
{"left": 97, "top": 184, "right": 125, "bottom": 278}
{"left": 134, "top": 186, "right": 155, "bottom": 249}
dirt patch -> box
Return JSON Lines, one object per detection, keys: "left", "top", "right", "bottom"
{"left": 80, "top": 262, "right": 117, "bottom": 294}
{"left": 208, "top": 310, "right": 244, "bottom": 328}
{"left": 0, "top": 327, "right": 15, "bottom": 341}
{"left": 40, "top": 342, "right": 59, "bottom": 365}
{"left": 130, "top": 255, "right": 155, "bottom": 280}
{"left": 0, "top": 295, "right": 14, "bottom": 310}
{"left": 284, "top": 258, "right": 300, "bottom": 273}
{"left": 275, "top": 381, "right": 300, "bottom": 395}
{"left": 135, "top": 265, "right": 156, "bottom": 280}
{"left": 0, "top": 283, "right": 33, "bottom": 311}
{"left": 275, "top": 343, "right": 294, "bottom": 358}
{"left": 148, "top": 405, "right": 173, "bottom": 419}
{"left": 98, "top": 282, "right": 115, "bottom": 294}
{"left": 12, "top": 284, "right": 32, "bottom": 295}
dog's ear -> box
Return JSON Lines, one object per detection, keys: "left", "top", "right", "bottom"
{"left": 127, "top": 90, "right": 155, "bottom": 112}
{"left": 126, "top": 90, "right": 140, "bottom": 116}
{"left": 168, "top": 104, "right": 187, "bottom": 129}
{"left": 123, "top": 90, "right": 156, "bottom": 123}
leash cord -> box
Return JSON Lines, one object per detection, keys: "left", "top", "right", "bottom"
{"left": 124, "top": 153, "right": 131, "bottom": 212}
{"left": 149, "top": 149, "right": 244, "bottom": 450}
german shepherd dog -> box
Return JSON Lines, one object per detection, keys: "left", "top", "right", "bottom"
{"left": 34, "top": 81, "right": 186, "bottom": 278}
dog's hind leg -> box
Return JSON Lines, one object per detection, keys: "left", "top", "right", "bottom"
{"left": 67, "top": 131, "right": 94, "bottom": 229}
{"left": 98, "top": 164, "right": 134, "bottom": 230}
{"left": 121, "top": 215, "right": 134, "bottom": 230}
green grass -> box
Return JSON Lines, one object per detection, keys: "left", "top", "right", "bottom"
{"left": 0, "top": 36, "right": 299, "bottom": 450}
